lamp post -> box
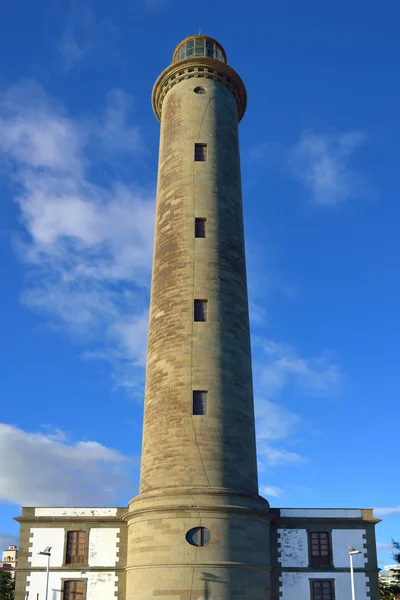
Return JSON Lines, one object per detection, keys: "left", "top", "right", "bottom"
{"left": 349, "top": 546, "right": 362, "bottom": 600}
{"left": 38, "top": 546, "right": 51, "bottom": 600}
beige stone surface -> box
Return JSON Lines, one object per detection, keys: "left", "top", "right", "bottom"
{"left": 141, "top": 72, "right": 258, "bottom": 497}
{"left": 125, "top": 39, "right": 271, "bottom": 600}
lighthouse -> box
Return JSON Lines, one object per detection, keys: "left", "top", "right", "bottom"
{"left": 124, "top": 35, "right": 272, "bottom": 599}
{"left": 13, "top": 34, "right": 381, "bottom": 600}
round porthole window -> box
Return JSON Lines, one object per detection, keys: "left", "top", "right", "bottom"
{"left": 194, "top": 86, "right": 207, "bottom": 94}
{"left": 186, "top": 527, "right": 214, "bottom": 547}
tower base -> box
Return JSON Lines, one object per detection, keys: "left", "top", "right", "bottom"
{"left": 124, "top": 488, "right": 272, "bottom": 600}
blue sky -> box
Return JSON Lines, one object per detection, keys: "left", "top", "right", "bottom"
{"left": 0, "top": 0, "right": 399, "bottom": 570}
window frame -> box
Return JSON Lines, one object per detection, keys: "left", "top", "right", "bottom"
{"left": 195, "top": 218, "right": 207, "bottom": 238}
{"left": 173, "top": 38, "right": 226, "bottom": 63}
{"left": 194, "top": 143, "right": 207, "bottom": 162}
{"left": 186, "top": 527, "right": 214, "bottom": 547}
{"left": 309, "top": 579, "right": 335, "bottom": 600}
{"left": 194, "top": 299, "right": 208, "bottom": 322}
{"left": 64, "top": 530, "right": 87, "bottom": 566}
{"left": 308, "top": 531, "right": 332, "bottom": 567}
{"left": 62, "top": 578, "right": 87, "bottom": 600}
{"left": 193, "top": 391, "right": 207, "bottom": 415}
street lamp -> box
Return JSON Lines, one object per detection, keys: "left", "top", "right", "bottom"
{"left": 38, "top": 546, "right": 52, "bottom": 600}
{"left": 349, "top": 546, "right": 362, "bottom": 600}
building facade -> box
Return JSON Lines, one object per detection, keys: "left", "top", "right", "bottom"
{"left": 15, "top": 508, "right": 127, "bottom": 600}
{"left": 15, "top": 506, "right": 380, "bottom": 599}
{"left": 379, "top": 564, "right": 400, "bottom": 588}
{"left": 14, "top": 34, "right": 380, "bottom": 600}
{"left": 0, "top": 543, "right": 18, "bottom": 578}
{"left": 270, "top": 508, "right": 379, "bottom": 600}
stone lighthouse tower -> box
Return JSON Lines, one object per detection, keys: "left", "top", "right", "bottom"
{"left": 13, "top": 33, "right": 382, "bottom": 600}
{"left": 125, "top": 35, "right": 271, "bottom": 599}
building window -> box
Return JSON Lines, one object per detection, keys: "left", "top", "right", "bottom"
{"left": 193, "top": 391, "right": 207, "bottom": 415}
{"left": 65, "top": 531, "right": 86, "bottom": 564}
{"left": 311, "top": 580, "right": 334, "bottom": 600}
{"left": 194, "top": 299, "right": 208, "bottom": 322}
{"left": 309, "top": 532, "right": 332, "bottom": 566}
{"left": 63, "top": 580, "right": 85, "bottom": 600}
{"left": 186, "top": 527, "right": 214, "bottom": 547}
{"left": 195, "top": 218, "right": 206, "bottom": 238}
{"left": 194, "top": 143, "right": 207, "bottom": 161}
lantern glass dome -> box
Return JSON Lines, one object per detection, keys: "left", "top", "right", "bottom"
{"left": 173, "top": 36, "right": 227, "bottom": 64}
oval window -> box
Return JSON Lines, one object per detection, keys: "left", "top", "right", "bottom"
{"left": 186, "top": 527, "right": 213, "bottom": 547}
{"left": 194, "top": 86, "right": 207, "bottom": 94}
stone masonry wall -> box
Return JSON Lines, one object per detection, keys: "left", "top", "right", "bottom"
{"left": 140, "top": 73, "right": 258, "bottom": 495}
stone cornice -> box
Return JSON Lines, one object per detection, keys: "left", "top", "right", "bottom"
{"left": 126, "top": 562, "right": 273, "bottom": 571}
{"left": 15, "top": 566, "right": 124, "bottom": 572}
{"left": 122, "top": 504, "right": 273, "bottom": 523}
{"left": 14, "top": 515, "right": 125, "bottom": 523}
{"left": 151, "top": 57, "right": 247, "bottom": 123}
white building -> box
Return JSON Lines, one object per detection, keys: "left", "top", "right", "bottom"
{"left": 1, "top": 544, "right": 18, "bottom": 578}
{"left": 380, "top": 564, "right": 400, "bottom": 587}
{"left": 14, "top": 505, "right": 380, "bottom": 600}
{"left": 271, "top": 508, "right": 380, "bottom": 600}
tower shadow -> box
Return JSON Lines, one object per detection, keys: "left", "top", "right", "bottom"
{"left": 201, "top": 571, "right": 229, "bottom": 599}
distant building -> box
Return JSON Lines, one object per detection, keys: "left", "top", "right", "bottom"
{"left": 380, "top": 564, "right": 400, "bottom": 586}
{"left": 1, "top": 544, "right": 18, "bottom": 578}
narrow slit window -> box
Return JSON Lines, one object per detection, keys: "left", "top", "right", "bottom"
{"left": 194, "top": 143, "right": 207, "bottom": 161}
{"left": 195, "top": 218, "right": 207, "bottom": 238}
{"left": 193, "top": 391, "right": 207, "bottom": 415}
{"left": 194, "top": 299, "right": 208, "bottom": 322}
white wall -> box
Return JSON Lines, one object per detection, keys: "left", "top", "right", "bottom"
{"left": 34, "top": 508, "right": 118, "bottom": 517}
{"left": 28, "top": 529, "right": 65, "bottom": 568}
{"left": 28, "top": 526, "right": 120, "bottom": 569}
{"left": 26, "top": 571, "right": 118, "bottom": 600}
{"left": 88, "top": 529, "right": 119, "bottom": 567}
{"left": 86, "top": 572, "right": 118, "bottom": 600}
{"left": 280, "top": 509, "right": 362, "bottom": 518}
{"left": 281, "top": 571, "right": 368, "bottom": 600}
{"left": 278, "top": 529, "right": 308, "bottom": 567}
{"left": 332, "top": 529, "right": 366, "bottom": 568}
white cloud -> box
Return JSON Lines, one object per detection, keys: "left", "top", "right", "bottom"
{"left": 256, "top": 399, "right": 300, "bottom": 441}
{"left": 255, "top": 399, "right": 305, "bottom": 469}
{"left": 58, "top": 5, "right": 117, "bottom": 71}
{"left": 288, "top": 130, "right": 367, "bottom": 205}
{"left": 0, "top": 423, "right": 134, "bottom": 506}
{"left": 377, "top": 543, "right": 394, "bottom": 550}
{"left": 94, "top": 90, "right": 141, "bottom": 155}
{"left": 258, "top": 445, "right": 306, "bottom": 467}
{"left": 253, "top": 339, "right": 340, "bottom": 471}
{"left": 256, "top": 339, "right": 342, "bottom": 397}
{"left": 0, "top": 81, "right": 154, "bottom": 390}
{"left": 0, "top": 82, "right": 83, "bottom": 174}
{"left": 260, "top": 485, "right": 283, "bottom": 498}
{"left": 375, "top": 506, "right": 400, "bottom": 516}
